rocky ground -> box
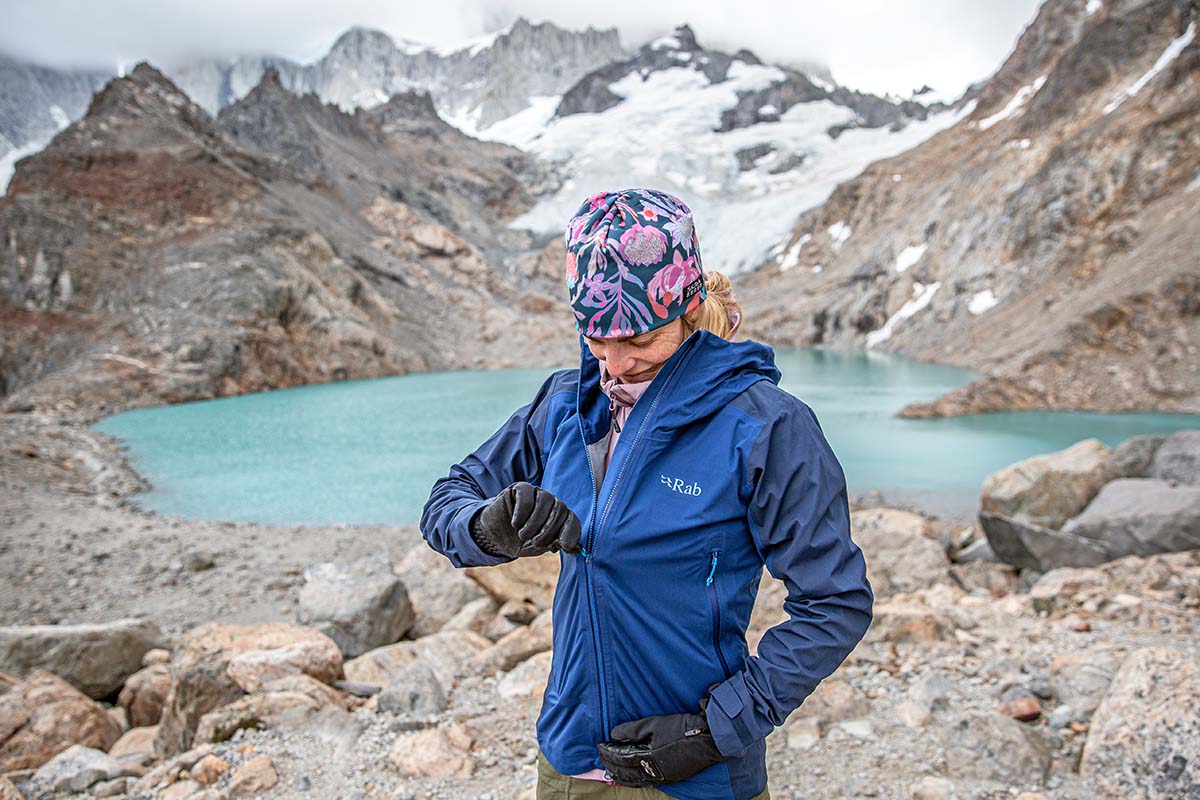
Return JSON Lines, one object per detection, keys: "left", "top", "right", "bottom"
{"left": 2, "top": 411, "right": 1199, "bottom": 800}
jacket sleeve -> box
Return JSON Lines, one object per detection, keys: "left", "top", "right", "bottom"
{"left": 419, "top": 370, "right": 568, "bottom": 569}
{"left": 704, "top": 397, "right": 873, "bottom": 757}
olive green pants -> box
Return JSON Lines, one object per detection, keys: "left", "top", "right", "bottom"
{"left": 536, "top": 751, "right": 770, "bottom": 799}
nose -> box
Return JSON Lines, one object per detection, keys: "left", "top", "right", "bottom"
{"left": 605, "top": 347, "right": 638, "bottom": 380}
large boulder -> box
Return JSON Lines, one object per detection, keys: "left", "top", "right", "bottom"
{"left": 942, "top": 710, "right": 1051, "bottom": 785}
{"left": 298, "top": 554, "right": 414, "bottom": 658}
{"left": 343, "top": 630, "right": 491, "bottom": 688}
{"left": 1148, "top": 429, "right": 1200, "bottom": 485}
{"left": 376, "top": 661, "right": 447, "bottom": 716}
{"left": 386, "top": 724, "right": 474, "bottom": 778}
{"left": 1081, "top": 647, "right": 1200, "bottom": 798}
{"left": 194, "top": 689, "right": 322, "bottom": 743}
{"left": 441, "top": 597, "right": 500, "bottom": 636}
{"left": 108, "top": 726, "right": 158, "bottom": 760}
{"left": 1060, "top": 479, "right": 1200, "bottom": 557}
{"left": 1112, "top": 434, "right": 1166, "bottom": 478}
{"left": 850, "top": 509, "right": 949, "bottom": 596}
{"left": 465, "top": 553, "right": 560, "bottom": 611}
{"left": 154, "top": 623, "right": 342, "bottom": 757}
{"left": 24, "top": 744, "right": 145, "bottom": 796}
{"left": 0, "top": 619, "right": 166, "bottom": 699}
{"left": 496, "top": 651, "right": 552, "bottom": 700}
{"left": 471, "top": 626, "right": 552, "bottom": 675}
{"left": 980, "top": 512, "right": 1110, "bottom": 572}
{"left": 117, "top": 662, "right": 170, "bottom": 728}
{"left": 0, "top": 671, "right": 123, "bottom": 772}
{"left": 393, "top": 546, "right": 487, "bottom": 637}
{"left": 980, "top": 439, "right": 1116, "bottom": 529}
{"left": 194, "top": 673, "right": 350, "bottom": 744}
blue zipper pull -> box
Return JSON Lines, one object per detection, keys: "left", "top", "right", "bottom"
{"left": 705, "top": 552, "right": 718, "bottom": 586}
{"left": 581, "top": 546, "right": 590, "bottom": 559}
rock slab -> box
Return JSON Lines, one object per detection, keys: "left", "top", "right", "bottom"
{"left": 0, "top": 671, "right": 122, "bottom": 772}
{"left": 154, "top": 623, "right": 342, "bottom": 757}
{"left": 980, "top": 438, "right": 1115, "bottom": 529}
{"left": 298, "top": 554, "right": 415, "bottom": 658}
{"left": 1081, "top": 647, "right": 1200, "bottom": 798}
{"left": 0, "top": 619, "right": 165, "bottom": 698}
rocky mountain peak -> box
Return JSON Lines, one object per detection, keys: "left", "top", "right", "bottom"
{"left": 86, "top": 62, "right": 209, "bottom": 124}
{"left": 366, "top": 90, "right": 442, "bottom": 129}
{"left": 216, "top": 67, "right": 370, "bottom": 181}
{"left": 22, "top": 61, "right": 226, "bottom": 168}
{"left": 256, "top": 66, "right": 285, "bottom": 91}
{"left": 665, "top": 24, "right": 700, "bottom": 51}
{"left": 327, "top": 26, "right": 406, "bottom": 59}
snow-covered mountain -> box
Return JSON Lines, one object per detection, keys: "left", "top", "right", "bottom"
{"left": 0, "top": 18, "right": 622, "bottom": 175}
{"left": 0, "top": 56, "right": 110, "bottom": 185}
{"left": 170, "top": 18, "right": 624, "bottom": 130}
{"left": 482, "top": 25, "right": 968, "bottom": 274}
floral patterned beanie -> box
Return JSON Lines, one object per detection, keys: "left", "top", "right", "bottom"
{"left": 565, "top": 188, "right": 706, "bottom": 339}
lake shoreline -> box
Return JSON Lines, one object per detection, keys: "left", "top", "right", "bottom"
{"left": 0, "top": 402, "right": 977, "bottom": 639}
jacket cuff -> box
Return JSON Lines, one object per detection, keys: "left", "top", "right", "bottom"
{"left": 448, "top": 498, "right": 515, "bottom": 568}
{"left": 704, "top": 673, "right": 758, "bottom": 758}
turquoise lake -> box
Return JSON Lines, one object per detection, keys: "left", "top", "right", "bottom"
{"left": 94, "top": 349, "right": 1200, "bottom": 525}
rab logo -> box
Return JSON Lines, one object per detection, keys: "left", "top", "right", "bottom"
{"left": 661, "top": 474, "right": 702, "bottom": 496}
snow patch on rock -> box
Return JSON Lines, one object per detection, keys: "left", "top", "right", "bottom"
{"left": 779, "top": 234, "right": 812, "bottom": 271}
{"left": 828, "top": 221, "right": 852, "bottom": 251}
{"left": 894, "top": 243, "right": 927, "bottom": 273}
{"left": 968, "top": 289, "right": 1000, "bottom": 315}
{"left": 978, "top": 75, "right": 1046, "bottom": 130}
{"left": 1104, "top": 22, "right": 1195, "bottom": 114}
{"left": 866, "top": 281, "right": 942, "bottom": 347}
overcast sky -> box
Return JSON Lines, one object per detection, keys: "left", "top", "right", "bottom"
{"left": 0, "top": 0, "right": 1043, "bottom": 97}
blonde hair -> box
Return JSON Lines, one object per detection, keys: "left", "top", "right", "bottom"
{"left": 681, "top": 271, "right": 743, "bottom": 340}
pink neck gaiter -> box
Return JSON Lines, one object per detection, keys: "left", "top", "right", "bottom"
{"left": 598, "top": 361, "right": 654, "bottom": 468}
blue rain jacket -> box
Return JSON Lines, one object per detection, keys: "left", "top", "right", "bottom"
{"left": 421, "top": 330, "right": 873, "bottom": 800}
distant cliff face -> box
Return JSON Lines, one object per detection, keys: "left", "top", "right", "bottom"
{"left": 739, "top": 0, "right": 1200, "bottom": 416}
{"left": 0, "top": 65, "right": 573, "bottom": 417}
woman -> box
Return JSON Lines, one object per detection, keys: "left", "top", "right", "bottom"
{"left": 422, "top": 188, "right": 873, "bottom": 800}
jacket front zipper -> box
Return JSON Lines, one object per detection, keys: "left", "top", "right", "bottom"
{"left": 577, "top": 351, "right": 689, "bottom": 742}
{"left": 706, "top": 550, "right": 733, "bottom": 680}
{"left": 577, "top": 418, "right": 609, "bottom": 742}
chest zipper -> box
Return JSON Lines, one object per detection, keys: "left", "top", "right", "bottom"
{"left": 706, "top": 550, "right": 733, "bottom": 680}
{"left": 578, "top": 354, "right": 688, "bottom": 743}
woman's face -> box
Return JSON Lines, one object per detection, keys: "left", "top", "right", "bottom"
{"left": 585, "top": 318, "right": 686, "bottom": 383}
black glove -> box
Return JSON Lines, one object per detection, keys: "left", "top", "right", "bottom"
{"left": 469, "top": 481, "right": 582, "bottom": 559}
{"left": 597, "top": 704, "right": 724, "bottom": 787}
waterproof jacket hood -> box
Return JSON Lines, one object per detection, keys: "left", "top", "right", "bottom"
{"left": 422, "top": 331, "right": 872, "bottom": 800}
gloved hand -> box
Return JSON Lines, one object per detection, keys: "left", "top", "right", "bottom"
{"left": 596, "top": 704, "right": 724, "bottom": 787}
{"left": 469, "top": 482, "right": 582, "bottom": 559}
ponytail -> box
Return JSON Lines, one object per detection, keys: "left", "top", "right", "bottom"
{"left": 681, "top": 270, "right": 743, "bottom": 341}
